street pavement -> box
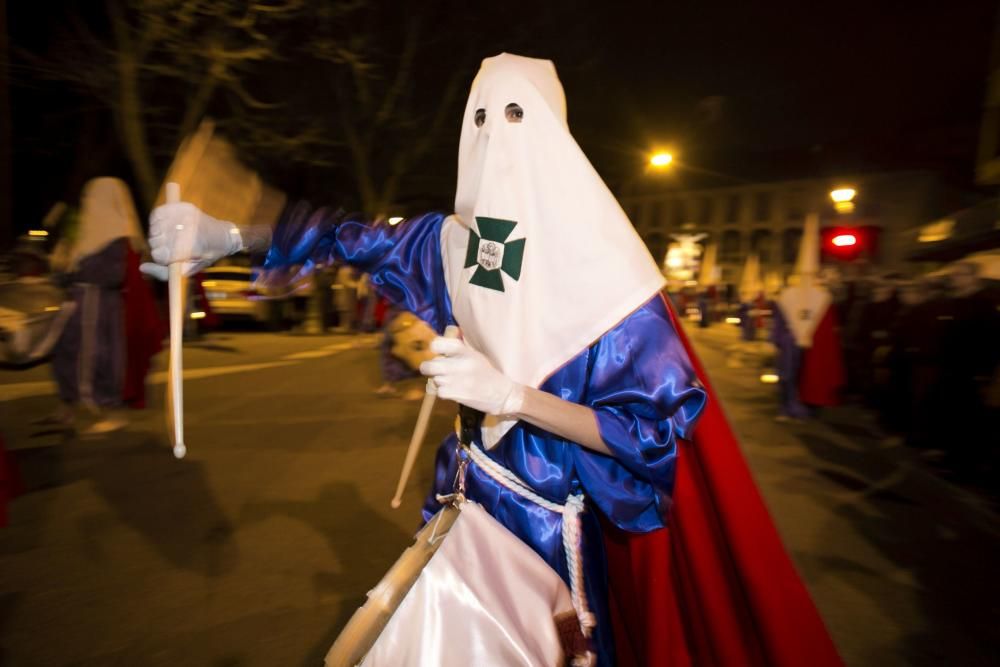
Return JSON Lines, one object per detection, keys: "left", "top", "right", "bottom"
{"left": 1, "top": 324, "right": 997, "bottom": 666}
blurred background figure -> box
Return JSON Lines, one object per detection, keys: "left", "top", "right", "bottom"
{"left": 697, "top": 242, "right": 719, "bottom": 328}
{"left": 931, "top": 261, "right": 1000, "bottom": 479}
{"left": 0, "top": 433, "right": 22, "bottom": 527}
{"left": 737, "top": 253, "right": 765, "bottom": 341}
{"left": 333, "top": 264, "right": 359, "bottom": 333}
{"left": 44, "top": 177, "right": 162, "bottom": 434}
{"left": 312, "top": 260, "right": 335, "bottom": 333}
{"left": 879, "top": 277, "right": 933, "bottom": 446}
{"left": 374, "top": 309, "right": 434, "bottom": 400}
{"left": 357, "top": 273, "right": 379, "bottom": 333}
{"left": 852, "top": 275, "right": 900, "bottom": 405}
{"left": 773, "top": 215, "right": 845, "bottom": 420}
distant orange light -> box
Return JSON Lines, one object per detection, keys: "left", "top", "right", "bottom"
{"left": 650, "top": 152, "right": 674, "bottom": 168}
{"left": 832, "top": 234, "right": 857, "bottom": 247}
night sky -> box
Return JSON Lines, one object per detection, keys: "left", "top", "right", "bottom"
{"left": 7, "top": 0, "right": 998, "bottom": 229}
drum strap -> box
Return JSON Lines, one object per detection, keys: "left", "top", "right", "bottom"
{"left": 465, "top": 443, "right": 597, "bottom": 646}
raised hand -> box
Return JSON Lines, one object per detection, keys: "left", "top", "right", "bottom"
{"left": 140, "top": 202, "right": 243, "bottom": 281}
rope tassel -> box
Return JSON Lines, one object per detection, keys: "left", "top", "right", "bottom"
{"left": 465, "top": 444, "right": 597, "bottom": 645}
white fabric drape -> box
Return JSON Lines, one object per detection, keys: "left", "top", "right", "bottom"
{"left": 360, "top": 502, "right": 574, "bottom": 667}
{"left": 441, "top": 54, "right": 664, "bottom": 447}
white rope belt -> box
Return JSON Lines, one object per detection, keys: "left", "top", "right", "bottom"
{"left": 465, "top": 443, "right": 597, "bottom": 642}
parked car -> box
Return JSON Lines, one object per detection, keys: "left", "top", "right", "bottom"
{"left": 0, "top": 276, "right": 68, "bottom": 367}
{"left": 198, "top": 265, "right": 273, "bottom": 324}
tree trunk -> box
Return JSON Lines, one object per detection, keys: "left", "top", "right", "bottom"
{"left": 116, "top": 54, "right": 158, "bottom": 209}
{"left": 0, "top": 0, "right": 13, "bottom": 249}
{"left": 174, "top": 67, "right": 219, "bottom": 151}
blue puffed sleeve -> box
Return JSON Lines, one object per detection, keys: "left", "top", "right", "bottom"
{"left": 264, "top": 202, "right": 453, "bottom": 333}
{"left": 573, "top": 295, "right": 707, "bottom": 531}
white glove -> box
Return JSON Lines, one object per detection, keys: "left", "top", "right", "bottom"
{"left": 140, "top": 202, "right": 243, "bottom": 281}
{"left": 419, "top": 337, "right": 524, "bottom": 416}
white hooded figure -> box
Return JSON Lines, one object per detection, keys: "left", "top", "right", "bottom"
{"left": 48, "top": 178, "right": 150, "bottom": 433}
{"left": 776, "top": 213, "right": 832, "bottom": 348}
{"left": 440, "top": 54, "right": 667, "bottom": 447}
{"left": 738, "top": 253, "right": 763, "bottom": 305}
{"left": 145, "top": 53, "right": 706, "bottom": 667}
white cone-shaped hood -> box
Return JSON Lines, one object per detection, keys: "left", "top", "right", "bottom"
{"left": 793, "top": 213, "right": 821, "bottom": 280}
{"left": 764, "top": 270, "right": 784, "bottom": 297}
{"left": 441, "top": 54, "right": 665, "bottom": 446}
{"left": 68, "top": 177, "right": 146, "bottom": 269}
{"left": 780, "top": 214, "right": 831, "bottom": 347}
{"left": 739, "top": 253, "right": 762, "bottom": 302}
{"left": 698, "top": 243, "right": 719, "bottom": 287}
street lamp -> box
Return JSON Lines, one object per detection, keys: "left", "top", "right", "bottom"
{"left": 650, "top": 151, "right": 674, "bottom": 168}
{"left": 830, "top": 187, "right": 856, "bottom": 214}
{"left": 831, "top": 233, "right": 858, "bottom": 247}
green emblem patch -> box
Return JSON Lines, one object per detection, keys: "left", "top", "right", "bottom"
{"left": 464, "top": 216, "right": 525, "bottom": 292}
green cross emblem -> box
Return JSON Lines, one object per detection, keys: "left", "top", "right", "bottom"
{"left": 464, "top": 216, "right": 525, "bottom": 292}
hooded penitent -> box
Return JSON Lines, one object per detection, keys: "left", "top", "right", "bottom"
{"left": 739, "top": 253, "right": 763, "bottom": 304}
{"left": 440, "top": 54, "right": 665, "bottom": 447}
{"left": 775, "top": 214, "right": 844, "bottom": 406}
{"left": 69, "top": 178, "right": 148, "bottom": 269}
{"left": 698, "top": 243, "right": 719, "bottom": 288}
{"left": 777, "top": 214, "right": 831, "bottom": 348}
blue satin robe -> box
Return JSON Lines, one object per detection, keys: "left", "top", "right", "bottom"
{"left": 266, "top": 207, "right": 707, "bottom": 666}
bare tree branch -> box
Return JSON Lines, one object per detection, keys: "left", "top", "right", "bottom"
{"left": 374, "top": 15, "right": 420, "bottom": 127}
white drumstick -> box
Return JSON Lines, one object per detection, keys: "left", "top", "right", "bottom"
{"left": 165, "top": 182, "right": 186, "bottom": 459}
{"left": 390, "top": 325, "right": 459, "bottom": 508}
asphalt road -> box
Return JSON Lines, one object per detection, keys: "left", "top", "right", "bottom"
{"left": 0, "top": 325, "right": 997, "bottom": 666}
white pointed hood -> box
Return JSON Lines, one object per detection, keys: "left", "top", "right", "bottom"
{"left": 698, "top": 243, "right": 719, "bottom": 287}
{"left": 778, "top": 214, "right": 831, "bottom": 348}
{"left": 793, "top": 213, "right": 821, "bottom": 282}
{"left": 67, "top": 177, "right": 146, "bottom": 270}
{"left": 440, "top": 54, "right": 665, "bottom": 446}
{"left": 738, "top": 253, "right": 762, "bottom": 303}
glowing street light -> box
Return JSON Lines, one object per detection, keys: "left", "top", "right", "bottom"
{"left": 830, "top": 187, "right": 856, "bottom": 202}
{"left": 830, "top": 187, "right": 857, "bottom": 214}
{"left": 650, "top": 152, "right": 674, "bottom": 168}
{"left": 831, "top": 233, "right": 857, "bottom": 247}
{"left": 387, "top": 216, "right": 404, "bottom": 226}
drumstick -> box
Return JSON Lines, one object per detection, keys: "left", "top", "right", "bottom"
{"left": 390, "top": 325, "right": 459, "bottom": 508}
{"left": 165, "top": 182, "right": 187, "bottom": 459}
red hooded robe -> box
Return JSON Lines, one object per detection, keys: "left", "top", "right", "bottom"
{"left": 122, "top": 245, "right": 166, "bottom": 409}
{"left": 603, "top": 294, "right": 844, "bottom": 667}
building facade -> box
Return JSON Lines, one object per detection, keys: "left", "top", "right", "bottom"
{"left": 618, "top": 171, "right": 948, "bottom": 285}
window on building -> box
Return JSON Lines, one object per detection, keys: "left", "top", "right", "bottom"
{"left": 754, "top": 192, "right": 772, "bottom": 222}
{"left": 721, "top": 230, "right": 742, "bottom": 262}
{"left": 750, "top": 229, "right": 773, "bottom": 264}
{"left": 785, "top": 189, "right": 804, "bottom": 221}
{"left": 672, "top": 199, "right": 687, "bottom": 227}
{"left": 648, "top": 201, "right": 662, "bottom": 229}
{"left": 782, "top": 228, "right": 802, "bottom": 264}
{"left": 644, "top": 231, "right": 667, "bottom": 264}
{"left": 725, "top": 194, "right": 741, "bottom": 223}
{"left": 698, "top": 197, "right": 712, "bottom": 225}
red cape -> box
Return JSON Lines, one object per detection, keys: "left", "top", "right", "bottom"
{"left": 799, "top": 307, "right": 845, "bottom": 407}
{"left": 603, "top": 294, "right": 843, "bottom": 667}
{"left": 122, "top": 246, "right": 166, "bottom": 409}
{"left": 0, "top": 433, "right": 22, "bottom": 527}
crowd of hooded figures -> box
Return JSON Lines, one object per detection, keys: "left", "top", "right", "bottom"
{"left": 724, "top": 247, "right": 999, "bottom": 492}
{"left": 837, "top": 263, "right": 1000, "bottom": 487}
